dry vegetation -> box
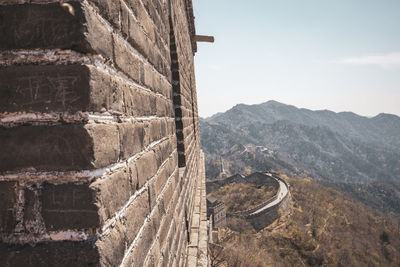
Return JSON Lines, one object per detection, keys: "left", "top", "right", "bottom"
{"left": 209, "top": 183, "right": 276, "bottom": 213}
{"left": 210, "top": 176, "right": 400, "bottom": 267}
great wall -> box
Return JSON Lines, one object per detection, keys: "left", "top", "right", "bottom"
{"left": 207, "top": 172, "right": 291, "bottom": 232}
{"left": 246, "top": 174, "right": 291, "bottom": 231}
{"left": 0, "top": 0, "right": 208, "bottom": 266}
{"left": 0, "top": 1, "right": 292, "bottom": 266}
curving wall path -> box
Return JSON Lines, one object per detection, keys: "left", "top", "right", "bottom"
{"left": 225, "top": 173, "right": 291, "bottom": 231}
{"left": 207, "top": 172, "right": 291, "bottom": 232}
{"left": 246, "top": 173, "right": 291, "bottom": 231}
{"left": 249, "top": 174, "right": 289, "bottom": 216}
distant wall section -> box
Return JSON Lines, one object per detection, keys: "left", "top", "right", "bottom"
{"left": 247, "top": 176, "right": 291, "bottom": 231}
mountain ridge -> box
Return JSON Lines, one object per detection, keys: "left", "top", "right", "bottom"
{"left": 200, "top": 100, "right": 400, "bottom": 214}
{"left": 202, "top": 100, "right": 400, "bottom": 152}
{"left": 205, "top": 100, "right": 399, "bottom": 121}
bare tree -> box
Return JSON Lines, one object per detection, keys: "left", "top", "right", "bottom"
{"left": 209, "top": 243, "right": 226, "bottom": 267}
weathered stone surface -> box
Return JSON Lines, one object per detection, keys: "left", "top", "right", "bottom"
{"left": 136, "top": 150, "right": 158, "bottom": 188}
{"left": 118, "top": 122, "right": 145, "bottom": 160}
{"left": 92, "top": 168, "right": 132, "bottom": 223}
{"left": 96, "top": 189, "right": 150, "bottom": 265}
{"left": 0, "top": 181, "right": 17, "bottom": 232}
{"left": 0, "top": 3, "right": 85, "bottom": 50}
{"left": 0, "top": 125, "right": 92, "bottom": 172}
{"left": 91, "top": 0, "right": 121, "bottom": 30}
{"left": 126, "top": 89, "right": 157, "bottom": 116}
{"left": 84, "top": 3, "right": 114, "bottom": 60}
{"left": 0, "top": 0, "right": 205, "bottom": 266}
{"left": 122, "top": 0, "right": 171, "bottom": 79}
{"left": 158, "top": 206, "right": 173, "bottom": 247}
{"left": 0, "top": 0, "right": 169, "bottom": 77}
{"left": 157, "top": 97, "right": 174, "bottom": 117}
{"left": 114, "top": 35, "right": 143, "bottom": 84}
{"left": 153, "top": 158, "right": 176, "bottom": 199}
{"left": 23, "top": 186, "right": 38, "bottom": 233}
{"left": 40, "top": 183, "right": 98, "bottom": 230}
{"left": 150, "top": 205, "right": 162, "bottom": 237}
{"left": 85, "top": 124, "right": 120, "bottom": 169}
{"left": 120, "top": 0, "right": 131, "bottom": 37}
{"left": 144, "top": 238, "right": 161, "bottom": 267}
{"left": 0, "top": 65, "right": 90, "bottom": 113}
{"left": 0, "top": 64, "right": 136, "bottom": 114}
{"left": 128, "top": 160, "right": 139, "bottom": 190}
{"left": 0, "top": 241, "right": 100, "bottom": 266}
{"left": 0, "top": 124, "right": 120, "bottom": 172}
{"left": 148, "top": 180, "right": 157, "bottom": 210}
{"left": 125, "top": 218, "right": 155, "bottom": 267}
{"left": 87, "top": 65, "right": 125, "bottom": 113}
{"left": 0, "top": 2, "right": 114, "bottom": 61}
{"left": 96, "top": 221, "right": 126, "bottom": 266}
{"left": 149, "top": 119, "right": 162, "bottom": 143}
{"left": 123, "top": 189, "right": 150, "bottom": 243}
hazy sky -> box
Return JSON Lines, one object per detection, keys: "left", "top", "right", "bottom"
{"left": 193, "top": 0, "right": 400, "bottom": 118}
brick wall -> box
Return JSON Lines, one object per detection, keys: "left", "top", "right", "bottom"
{"left": 0, "top": 0, "right": 207, "bottom": 266}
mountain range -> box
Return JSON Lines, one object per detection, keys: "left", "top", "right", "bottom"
{"left": 200, "top": 100, "right": 400, "bottom": 215}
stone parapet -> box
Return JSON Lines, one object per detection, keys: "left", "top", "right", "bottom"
{"left": 0, "top": 0, "right": 206, "bottom": 266}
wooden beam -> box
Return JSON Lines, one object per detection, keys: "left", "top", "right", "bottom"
{"left": 194, "top": 35, "right": 215, "bottom": 43}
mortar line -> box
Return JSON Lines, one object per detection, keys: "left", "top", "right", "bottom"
{"left": 0, "top": 230, "right": 93, "bottom": 244}
{"left": 93, "top": 58, "right": 172, "bottom": 101}
{"left": 1, "top": 148, "right": 178, "bottom": 245}
{"left": 101, "top": 150, "right": 177, "bottom": 232}
{"left": 0, "top": 112, "right": 175, "bottom": 127}
{"left": 119, "top": 0, "right": 170, "bottom": 54}
{"left": 83, "top": 0, "right": 171, "bottom": 86}
{"left": 0, "top": 135, "right": 175, "bottom": 183}
{"left": 119, "top": 166, "right": 179, "bottom": 267}
{"left": 1, "top": 46, "right": 172, "bottom": 102}
{"left": 143, "top": 164, "right": 184, "bottom": 265}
